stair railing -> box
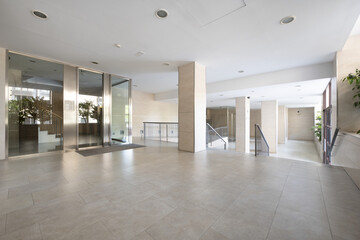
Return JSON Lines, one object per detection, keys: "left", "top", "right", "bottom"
{"left": 254, "top": 124, "right": 269, "bottom": 156}
{"left": 206, "top": 123, "right": 227, "bottom": 150}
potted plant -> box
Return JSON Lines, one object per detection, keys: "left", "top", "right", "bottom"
{"left": 312, "top": 112, "right": 322, "bottom": 141}
{"left": 343, "top": 69, "right": 360, "bottom": 134}
{"left": 79, "top": 101, "right": 94, "bottom": 123}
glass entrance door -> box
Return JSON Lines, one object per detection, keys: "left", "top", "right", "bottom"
{"left": 78, "top": 69, "right": 103, "bottom": 148}
{"left": 111, "top": 76, "right": 130, "bottom": 144}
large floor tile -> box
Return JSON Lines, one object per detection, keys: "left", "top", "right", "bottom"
{"left": 212, "top": 204, "right": 275, "bottom": 240}
{"left": 101, "top": 197, "right": 174, "bottom": 239}
{"left": 0, "top": 194, "right": 33, "bottom": 215}
{"left": 146, "top": 203, "right": 217, "bottom": 240}
{"left": 267, "top": 207, "right": 332, "bottom": 240}
{"left": 0, "top": 224, "right": 42, "bottom": 240}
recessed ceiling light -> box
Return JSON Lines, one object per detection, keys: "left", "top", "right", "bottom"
{"left": 32, "top": 10, "right": 48, "bottom": 19}
{"left": 163, "top": 63, "right": 170, "bottom": 66}
{"left": 155, "top": 9, "right": 168, "bottom": 19}
{"left": 238, "top": 70, "right": 244, "bottom": 73}
{"left": 261, "top": 96, "right": 265, "bottom": 97}
{"left": 280, "top": 16, "right": 296, "bottom": 25}
{"left": 295, "top": 85, "right": 301, "bottom": 87}
{"left": 114, "top": 43, "right": 122, "bottom": 48}
{"left": 135, "top": 51, "right": 145, "bottom": 57}
{"left": 91, "top": 61, "right": 99, "bottom": 65}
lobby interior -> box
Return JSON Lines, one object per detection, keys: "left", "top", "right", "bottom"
{"left": 1, "top": 0, "right": 360, "bottom": 240}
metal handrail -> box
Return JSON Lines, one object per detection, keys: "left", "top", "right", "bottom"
{"left": 330, "top": 128, "right": 340, "bottom": 153}
{"left": 207, "top": 123, "right": 227, "bottom": 150}
{"left": 254, "top": 124, "right": 269, "bottom": 156}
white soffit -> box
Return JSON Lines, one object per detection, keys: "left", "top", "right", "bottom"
{"left": 350, "top": 14, "right": 360, "bottom": 36}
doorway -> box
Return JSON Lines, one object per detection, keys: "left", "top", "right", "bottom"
{"left": 110, "top": 76, "right": 131, "bottom": 145}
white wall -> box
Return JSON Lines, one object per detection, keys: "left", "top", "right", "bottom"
{"left": 332, "top": 35, "right": 360, "bottom": 188}
{"left": 250, "top": 109, "right": 261, "bottom": 138}
{"left": 336, "top": 35, "right": 360, "bottom": 132}
{"left": 288, "top": 107, "right": 315, "bottom": 141}
{"left": 132, "top": 90, "right": 178, "bottom": 138}
{"left": 332, "top": 133, "right": 360, "bottom": 189}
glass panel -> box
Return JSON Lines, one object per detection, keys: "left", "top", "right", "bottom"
{"left": 8, "top": 53, "right": 64, "bottom": 156}
{"left": 111, "top": 76, "right": 129, "bottom": 144}
{"left": 78, "top": 70, "right": 103, "bottom": 148}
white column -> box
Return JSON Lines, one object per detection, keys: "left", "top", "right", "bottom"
{"left": 261, "top": 100, "right": 278, "bottom": 153}
{"left": 236, "top": 97, "right": 250, "bottom": 153}
{"left": 0, "top": 48, "right": 7, "bottom": 160}
{"left": 178, "top": 62, "right": 206, "bottom": 153}
{"left": 285, "top": 107, "right": 288, "bottom": 142}
{"left": 278, "top": 105, "right": 287, "bottom": 144}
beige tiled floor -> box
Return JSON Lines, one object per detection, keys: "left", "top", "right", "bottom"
{"left": 0, "top": 140, "right": 359, "bottom": 240}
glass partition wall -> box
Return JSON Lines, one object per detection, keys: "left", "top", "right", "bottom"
{"left": 111, "top": 76, "right": 130, "bottom": 144}
{"left": 8, "top": 52, "right": 64, "bottom": 156}
{"left": 7, "top": 52, "right": 132, "bottom": 157}
{"left": 78, "top": 69, "right": 104, "bottom": 148}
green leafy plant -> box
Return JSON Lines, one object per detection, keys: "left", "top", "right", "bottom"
{"left": 312, "top": 112, "right": 322, "bottom": 141}
{"left": 8, "top": 99, "right": 26, "bottom": 124}
{"left": 90, "top": 105, "right": 102, "bottom": 123}
{"left": 343, "top": 68, "right": 360, "bottom": 107}
{"left": 79, "top": 101, "right": 94, "bottom": 123}
{"left": 343, "top": 69, "right": 360, "bottom": 134}
{"left": 9, "top": 97, "right": 51, "bottom": 124}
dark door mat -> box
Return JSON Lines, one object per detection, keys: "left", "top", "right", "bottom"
{"left": 76, "top": 144, "right": 145, "bottom": 157}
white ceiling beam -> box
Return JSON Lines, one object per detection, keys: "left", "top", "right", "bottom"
{"left": 155, "top": 62, "right": 334, "bottom": 101}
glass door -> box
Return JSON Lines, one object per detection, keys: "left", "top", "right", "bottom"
{"left": 8, "top": 52, "right": 64, "bottom": 156}
{"left": 111, "top": 76, "right": 130, "bottom": 144}
{"left": 78, "top": 69, "right": 103, "bottom": 148}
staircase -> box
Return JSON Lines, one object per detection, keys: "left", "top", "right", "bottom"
{"left": 38, "top": 127, "right": 61, "bottom": 143}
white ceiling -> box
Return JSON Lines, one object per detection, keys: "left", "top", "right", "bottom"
{"left": 205, "top": 78, "right": 330, "bottom": 109}
{"left": 0, "top": 0, "right": 359, "bottom": 94}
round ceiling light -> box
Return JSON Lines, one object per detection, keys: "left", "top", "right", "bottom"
{"left": 114, "top": 43, "right": 122, "bottom": 48}
{"left": 91, "top": 61, "right": 99, "bottom": 65}
{"left": 238, "top": 70, "right": 244, "bottom": 73}
{"left": 32, "top": 10, "right": 48, "bottom": 19}
{"left": 155, "top": 9, "right": 168, "bottom": 18}
{"left": 280, "top": 16, "right": 296, "bottom": 25}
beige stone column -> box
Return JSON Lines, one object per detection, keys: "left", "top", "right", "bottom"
{"left": 178, "top": 62, "right": 206, "bottom": 153}
{"left": 0, "top": 48, "right": 7, "bottom": 160}
{"left": 235, "top": 97, "right": 250, "bottom": 153}
{"left": 278, "top": 105, "right": 287, "bottom": 144}
{"left": 261, "top": 100, "right": 278, "bottom": 153}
